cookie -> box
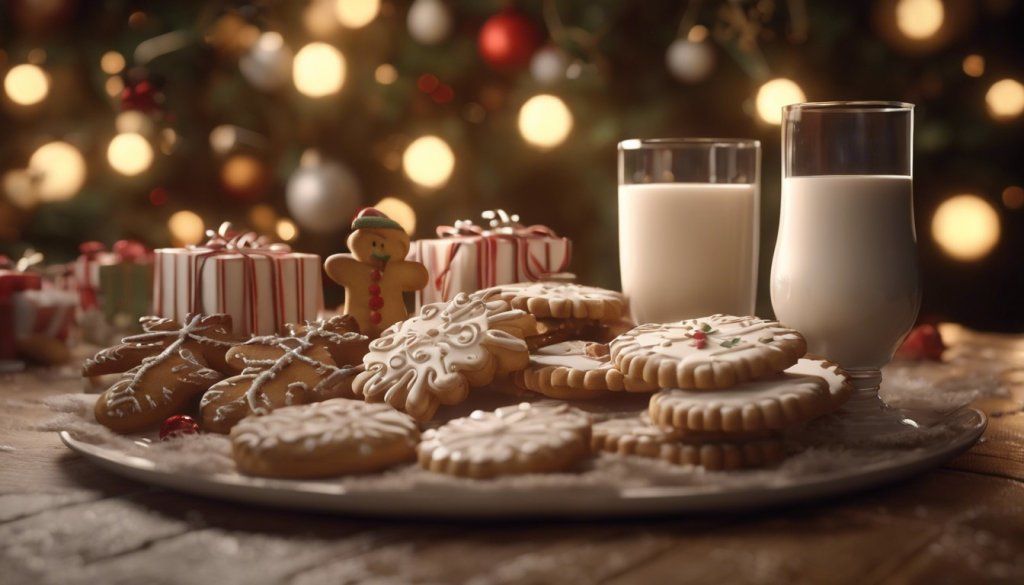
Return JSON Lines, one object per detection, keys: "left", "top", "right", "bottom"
{"left": 513, "top": 341, "right": 656, "bottom": 399}
{"left": 610, "top": 314, "right": 807, "bottom": 390}
{"left": 647, "top": 357, "right": 851, "bottom": 434}
{"left": 231, "top": 398, "right": 420, "bottom": 478}
{"left": 483, "top": 282, "right": 626, "bottom": 321}
{"left": 417, "top": 402, "right": 592, "bottom": 478}
{"left": 591, "top": 416, "right": 785, "bottom": 471}
{"left": 787, "top": 356, "right": 854, "bottom": 408}
{"left": 92, "top": 314, "right": 241, "bottom": 433}
{"left": 353, "top": 292, "right": 537, "bottom": 421}
{"left": 201, "top": 317, "right": 368, "bottom": 434}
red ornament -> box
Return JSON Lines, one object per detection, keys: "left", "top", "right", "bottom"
{"left": 895, "top": 324, "right": 945, "bottom": 361}
{"left": 478, "top": 9, "right": 541, "bottom": 71}
{"left": 120, "top": 79, "right": 163, "bottom": 113}
{"left": 159, "top": 414, "right": 199, "bottom": 440}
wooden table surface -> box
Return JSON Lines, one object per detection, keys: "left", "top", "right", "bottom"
{"left": 2, "top": 326, "right": 1023, "bottom": 585}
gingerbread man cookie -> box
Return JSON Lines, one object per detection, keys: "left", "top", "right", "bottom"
{"left": 353, "top": 292, "right": 537, "bottom": 421}
{"left": 513, "top": 341, "right": 655, "bottom": 399}
{"left": 417, "top": 402, "right": 592, "bottom": 478}
{"left": 200, "top": 317, "right": 368, "bottom": 434}
{"left": 90, "top": 314, "right": 242, "bottom": 433}
{"left": 324, "top": 208, "right": 429, "bottom": 338}
{"left": 610, "top": 314, "right": 807, "bottom": 390}
{"left": 230, "top": 398, "right": 419, "bottom": 478}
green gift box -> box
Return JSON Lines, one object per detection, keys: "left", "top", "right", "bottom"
{"left": 98, "top": 262, "right": 153, "bottom": 327}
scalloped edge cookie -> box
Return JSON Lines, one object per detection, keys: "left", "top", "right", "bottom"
{"left": 512, "top": 340, "right": 656, "bottom": 399}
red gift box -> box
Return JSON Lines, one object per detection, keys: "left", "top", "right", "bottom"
{"left": 0, "top": 270, "right": 42, "bottom": 360}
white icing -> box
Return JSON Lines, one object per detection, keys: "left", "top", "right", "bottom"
{"left": 357, "top": 293, "right": 530, "bottom": 419}
{"left": 528, "top": 341, "right": 610, "bottom": 372}
{"left": 231, "top": 398, "right": 418, "bottom": 454}
{"left": 785, "top": 357, "right": 853, "bottom": 405}
{"left": 483, "top": 282, "right": 623, "bottom": 317}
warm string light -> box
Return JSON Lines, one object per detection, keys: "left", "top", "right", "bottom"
{"left": 374, "top": 197, "right": 417, "bottom": 235}
{"left": 335, "top": 0, "right": 380, "bottom": 29}
{"left": 4, "top": 64, "right": 49, "bottom": 106}
{"left": 168, "top": 211, "right": 205, "bottom": 245}
{"left": 932, "top": 195, "right": 1000, "bottom": 261}
{"left": 293, "top": 42, "right": 345, "bottom": 97}
{"left": 100, "top": 51, "right": 126, "bottom": 75}
{"left": 249, "top": 204, "right": 278, "bottom": 231}
{"left": 894, "top": 0, "right": 944, "bottom": 40}
{"left": 28, "top": 141, "right": 87, "bottom": 202}
{"left": 986, "top": 78, "right": 1024, "bottom": 121}
{"left": 220, "top": 154, "right": 265, "bottom": 194}
{"left": 755, "top": 78, "right": 806, "bottom": 125}
{"left": 1002, "top": 186, "right": 1024, "bottom": 210}
{"left": 275, "top": 218, "right": 299, "bottom": 241}
{"left": 402, "top": 136, "right": 454, "bottom": 189}
{"left": 108, "top": 133, "right": 154, "bottom": 176}
{"left": 518, "top": 94, "right": 573, "bottom": 149}
{"left": 961, "top": 54, "right": 984, "bottom": 78}
{"left": 374, "top": 64, "right": 398, "bottom": 85}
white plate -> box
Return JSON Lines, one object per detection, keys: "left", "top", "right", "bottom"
{"left": 59, "top": 407, "right": 985, "bottom": 519}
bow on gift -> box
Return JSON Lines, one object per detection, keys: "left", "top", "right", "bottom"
{"left": 111, "top": 239, "right": 153, "bottom": 263}
{"left": 431, "top": 210, "right": 569, "bottom": 296}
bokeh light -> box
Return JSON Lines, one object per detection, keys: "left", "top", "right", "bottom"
{"left": 335, "top": 0, "right": 379, "bottom": 29}
{"left": 249, "top": 204, "right": 278, "bottom": 231}
{"left": 1002, "top": 186, "right": 1024, "bottom": 210}
{"left": 375, "top": 64, "right": 398, "bottom": 85}
{"left": 275, "top": 218, "right": 298, "bottom": 241}
{"left": 293, "top": 43, "right": 345, "bottom": 97}
{"left": 168, "top": 210, "right": 205, "bottom": 246}
{"left": 4, "top": 64, "right": 49, "bottom": 106}
{"left": 402, "top": 135, "right": 454, "bottom": 189}
{"left": 755, "top": 78, "right": 806, "bottom": 125}
{"left": 107, "top": 132, "right": 154, "bottom": 176}
{"left": 105, "top": 76, "right": 124, "bottom": 97}
{"left": 28, "top": 141, "right": 86, "bottom": 201}
{"left": 895, "top": 0, "right": 944, "bottom": 40}
{"left": 986, "top": 78, "right": 1024, "bottom": 121}
{"left": 220, "top": 154, "right": 265, "bottom": 195}
{"left": 932, "top": 195, "right": 1000, "bottom": 261}
{"left": 962, "top": 54, "right": 984, "bottom": 78}
{"left": 518, "top": 94, "right": 573, "bottom": 149}
{"left": 375, "top": 197, "right": 417, "bottom": 235}
{"left": 100, "top": 51, "right": 125, "bottom": 74}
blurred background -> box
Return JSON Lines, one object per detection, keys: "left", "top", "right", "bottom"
{"left": 0, "top": 0, "right": 1021, "bottom": 330}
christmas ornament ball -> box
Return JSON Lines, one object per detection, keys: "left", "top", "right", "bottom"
{"left": 530, "top": 45, "right": 569, "bottom": 85}
{"left": 478, "top": 9, "right": 541, "bottom": 71}
{"left": 407, "top": 0, "right": 451, "bottom": 46}
{"left": 159, "top": 415, "right": 200, "bottom": 440}
{"left": 666, "top": 38, "right": 715, "bottom": 83}
{"left": 240, "top": 32, "right": 294, "bottom": 91}
{"left": 286, "top": 150, "right": 361, "bottom": 234}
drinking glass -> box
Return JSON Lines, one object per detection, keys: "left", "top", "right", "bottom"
{"left": 618, "top": 138, "right": 760, "bottom": 324}
{"left": 770, "top": 102, "right": 919, "bottom": 398}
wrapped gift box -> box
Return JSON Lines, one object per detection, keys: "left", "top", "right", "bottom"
{"left": 0, "top": 269, "right": 42, "bottom": 361}
{"left": 408, "top": 210, "right": 572, "bottom": 307}
{"left": 154, "top": 226, "right": 323, "bottom": 336}
{"left": 98, "top": 240, "right": 154, "bottom": 326}
{"left": 72, "top": 241, "right": 117, "bottom": 311}
{"left": 12, "top": 287, "right": 77, "bottom": 342}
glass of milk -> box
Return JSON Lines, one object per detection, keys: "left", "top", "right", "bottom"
{"left": 771, "top": 102, "right": 919, "bottom": 397}
{"left": 617, "top": 138, "right": 761, "bottom": 324}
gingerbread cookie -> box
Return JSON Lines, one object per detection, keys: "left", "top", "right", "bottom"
{"left": 324, "top": 208, "right": 429, "bottom": 338}
{"left": 91, "top": 314, "right": 240, "bottom": 433}
{"left": 787, "top": 356, "right": 854, "bottom": 408}
{"left": 201, "top": 317, "right": 368, "bottom": 434}
{"left": 417, "top": 402, "right": 592, "bottom": 478}
{"left": 513, "top": 341, "right": 655, "bottom": 399}
{"left": 353, "top": 292, "right": 536, "bottom": 421}
{"left": 646, "top": 357, "right": 851, "bottom": 435}
{"left": 610, "top": 315, "right": 807, "bottom": 390}
{"left": 592, "top": 416, "right": 785, "bottom": 471}
{"left": 230, "top": 398, "right": 419, "bottom": 478}
{"left": 482, "top": 281, "right": 626, "bottom": 321}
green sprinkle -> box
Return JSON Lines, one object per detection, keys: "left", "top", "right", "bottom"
{"left": 700, "top": 323, "right": 712, "bottom": 332}
{"left": 720, "top": 337, "right": 741, "bottom": 348}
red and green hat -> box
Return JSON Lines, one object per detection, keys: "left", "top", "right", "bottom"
{"left": 351, "top": 207, "right": 402, "bottom": 231}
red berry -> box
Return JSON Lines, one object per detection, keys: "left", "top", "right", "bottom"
{"left": 370, "top": 269, "right": 382, "bottom": 282}
{"left": 368, "top": 283, "right": 381, "bottom": 295}
{"left": 692, "top": 330, "right": 707, "bottom": 340}
{"left": 895, "top": 324, "right": 945, "bottom": 361}
{"left": 369, "top": 311, "right": 382, "bottom": 324}
{"left": 159, "top": 414, "right": 199, "bottom": 440}
{"left": 692, "top": 338, "right": 707, "bottom": 349}
{"left": 368, "top": 296, "right": 384, "bottom": 310}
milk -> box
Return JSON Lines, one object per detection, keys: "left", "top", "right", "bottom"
{"left": 771, "top": 175, "right": 920, "bottom": 370}
{"left": 618, "top": 183, "right": 758, "bottom": 324}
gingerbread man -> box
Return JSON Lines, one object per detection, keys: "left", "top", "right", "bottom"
{"left": 324, "top": 208, "right": 428, "bottom": 338}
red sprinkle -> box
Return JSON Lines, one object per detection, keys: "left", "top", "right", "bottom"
{"left": 368, "top": 283, "right": 381, "bottom": 295}
{"left": 370, "top": 269, "right": 382, "bottom": 282}
{"left": 692, "top": 330, "right": 707, "bottom": 340}
{"left": 369, "top": 311, "right": 382, "bottom": 324}
{"left": 368, "top": 296, "right": 384, "bottom": 310}
{"left": 691, "top": 339, "right": 707, "bottom": 349}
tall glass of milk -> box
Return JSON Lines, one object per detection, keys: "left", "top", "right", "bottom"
{"left": 771, "top": 102, "right": 919, "bottom": 397}
{"left": 617, "top": 138, "right": 761, "bottom": 324}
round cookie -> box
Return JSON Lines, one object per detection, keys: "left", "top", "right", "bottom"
{"left": 610, "top": 314, "right": 807, "bottom": 390}
{"left": 482, "top": 282, "right": 626, "bottom": 321}
{"left": 417, "top": 402, "right": 592, "bottom": 478}
{"left": 353, "top": 292, "right": 537, "bottom": 421}
{"left": 592, "top": 416, "right": 785, "bottom": 471}
{"left": 647, "top": 357, "right": 850, "bottom": 434}
{"left": 230, "top": 398, "right": 419, "bottom": 478}
{"left": 513, "top": 341, "right": 656, "bottom": 399}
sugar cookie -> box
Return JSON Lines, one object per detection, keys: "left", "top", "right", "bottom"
{"left": 482, "top": 282, "right": 626, "bottom": 321}
{"left": 417, "top": 402, "right": 592, "bottom": 478}
{"left": 231, "top": 398, "right": 419, "bottom": 478}
{"left": 513, "top": 340, "right": 655, "bottom": 399}
{"left": 353, "top": 292, "right": 536, "bottom": 421}
{"left": 610, "top": 314, "right": 807, "bottom": 390}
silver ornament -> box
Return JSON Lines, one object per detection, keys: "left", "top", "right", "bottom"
{"left": 286, "top": 150, "right": 361, "bottom": 234}
{"left": 666, "top": 38, "right": 715, "bottom": 83}
{"left": 407, "top": 0, "right": 452, "bottom": 46}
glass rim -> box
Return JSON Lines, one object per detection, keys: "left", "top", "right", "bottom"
{"left": 783, "top": 100, "right": 914, "bottom": 114}
{"left": 618, "top": 137, "right": 760, "bottom": 150}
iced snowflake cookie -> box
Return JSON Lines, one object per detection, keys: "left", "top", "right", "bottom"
{"left": 592, "top": 416, "right": 785, "bottom": 471}
{"left": 417, "top": 402, "right": 592, "bottom": 478}
{"left": 353, "top": 292, "right": 537, "bottom": 421}
{"left": 201, "top": 317, "right": 368, "bottom": 434}
{"left": 610, "top": 314, "right": 807, "bottom": 390}
{"left": 512, "top": 341, "right": 655, "bottom": 399}
{"left": 230, "top": 398, "right": 419, "bottom": 478}
{"left": 91, "top": 314, "right": 241, "bottom": 433}
{"left": 482, "top": 282, "right": 627, "bottom": 321}
{"left": 647, "top": 357, "right": 851, "bottom": 434}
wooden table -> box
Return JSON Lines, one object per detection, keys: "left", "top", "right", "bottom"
{"left": 2, "top": 326, "right": 1023, "bottom": 584}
